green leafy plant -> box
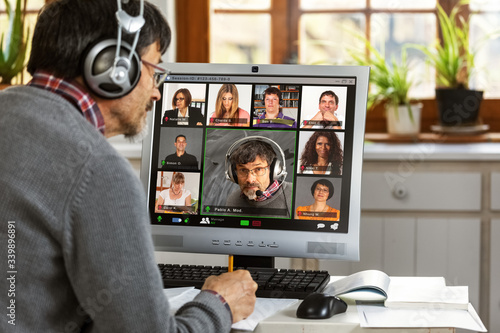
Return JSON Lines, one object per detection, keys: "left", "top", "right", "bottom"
{"left": 412, "top": 0, "right": 473, "bottom": 89}
{"left": 349, "top": 37, "right": 416, "bottom": 121}
{"left": 0, "top": 0, "right": 29, "bottom": 85}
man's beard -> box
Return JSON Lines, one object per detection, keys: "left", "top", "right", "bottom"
{"left": 243, "top": 188, "right": 257, "bottom": 200}
{"left": 125, "top": 101, "right": 153, "bottom": 143}
{"left": 125, "top": 116, "right": 149, "bottom": 143}
{"left": 241, "top": 182, "right": 261, "bottom": 201}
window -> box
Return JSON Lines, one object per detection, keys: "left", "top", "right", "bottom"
{"left": 209, "top": 0, "right": 500, "bottom": 99}
{"left": 210, "top": 0, "right": 272, "bottom": 64}
{"left": 210, "top": 6, "right": 271, "bottom": 63}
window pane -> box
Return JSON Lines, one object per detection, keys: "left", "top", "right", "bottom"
{"left": 211, "top": 0, "right": 270, "bottom": 10}
{"left": 371, "top": 13, "right": 436, "bottom": 98}
{"left": 1, "top": 0, "right": 45, "bottom": 11}
{"left": 300, "top": 0, "right": 366, "bottom": 10}
{"left": 0, "top": 12, "right": 6, "bottom": 26}
{"left": 299, "top": 14, "right": 365, "bottom": 65}
{"left": 27, "top": 0, "right": 45, "bottom": 11}
{"left": 471, "top": 0, "right": 500, "bottom": 11}
{"left": 470, "top": 13, "right": 500, "bottom": 97}
{"left": 210, "top": 13, "right": 271, "bottom": 64}
{"left": 371, "top": 0, "right": 436, "bottom": 9}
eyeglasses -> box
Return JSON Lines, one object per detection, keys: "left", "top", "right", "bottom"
{"left": 236, "top": 166, "right": 269, "bottom": 177}
{"left": 315, "top": 186, "right": 330, "bottom": 193}
{"left": 174, "top": 97, "right": 185, "bottom": 102}
{"left": 141, "top": 59, "right": 169, "bottom": 88}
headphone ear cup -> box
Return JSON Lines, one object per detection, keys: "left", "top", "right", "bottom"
{"left": 271, "top": 158, "right": 284, "bottom": 180}
{"left": 230, "top": 165, "right": 238, "bottom": 184}
{"left": 224, "top": 153, "right": 238, "bottom": 184}
{"left": 83, "top": 39, "right": 141, "bottom": 99}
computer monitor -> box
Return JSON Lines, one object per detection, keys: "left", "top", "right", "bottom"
{"left": 140, "top": 63, "right": 369, "bottom": 266}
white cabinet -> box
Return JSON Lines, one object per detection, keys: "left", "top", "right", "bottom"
{"left": 353, "top": 144, "right": 500, "bottom": 332}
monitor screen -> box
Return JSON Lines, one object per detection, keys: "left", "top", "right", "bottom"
{"left": 141, "top": 63, "right": 369, "bottom": 262}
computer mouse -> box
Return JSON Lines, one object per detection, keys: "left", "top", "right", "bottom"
{"left": 296, "top": 293, "right": 348, "bottom": 319}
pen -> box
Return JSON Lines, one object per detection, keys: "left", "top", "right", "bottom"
{"left": 228, "top": 255, "right": 233, "bottom": 272}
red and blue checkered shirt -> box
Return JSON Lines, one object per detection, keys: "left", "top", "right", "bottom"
{"left": 28, "top": 71, "right": 105, "bottom": 135}
{"left": 253, "top": 180, "right": 281, "bottom": 202}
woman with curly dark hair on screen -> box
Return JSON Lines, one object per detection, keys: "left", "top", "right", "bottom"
{"left": 299, "top": 131, "right": 343, "bottom": 175}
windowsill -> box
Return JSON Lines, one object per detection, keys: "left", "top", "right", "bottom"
{"left": 365, "top": 132, "right": 500, "bottom": 144}
{"left": 363, "top": 140, "right": 500, "bottom": 161}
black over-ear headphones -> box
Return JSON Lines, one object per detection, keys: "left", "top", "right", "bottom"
{"left": 82, "top": 0, "right": 145, "bottom": 99}
{"left": 225, "top": 136, "right": 288, "bottom": 184}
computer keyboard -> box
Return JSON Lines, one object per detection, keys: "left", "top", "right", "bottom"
{"left": 158, "top": 264, "right": 330, "bottom": 299}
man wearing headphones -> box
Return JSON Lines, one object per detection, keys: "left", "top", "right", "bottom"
{"left": 253, "top": 86, "right": 297, "bottom": 128}
{"left": 226, "top": 138, "right": 293, "bottom": 217}
{"left": 0, "top": 0, "right": 256, "bottom": 332}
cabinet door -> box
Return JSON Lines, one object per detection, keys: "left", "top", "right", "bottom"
{"left": 416, "top": 218, "right": 481, "bottom": 309}
{"left": 319, "top": 216, "right": 417, "bottom": 276}
{"left": 492, "top": 173, "right": 500, "bottom": 211}
{"left": 491, "top": 219, "right": 500, "bottom": 332}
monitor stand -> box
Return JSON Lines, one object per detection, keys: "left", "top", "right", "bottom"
{"left": 234, "top": 255, "right": 275, "bottom": 269}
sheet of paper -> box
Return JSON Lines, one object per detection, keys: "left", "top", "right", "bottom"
{"left": 163, "top": 286, "right": 195, "bottom": 300}
{"left": 164, "top": 288, "right": 198, "bottom": 313}
{"left": 231, "top": 298, "right": 298, "bottom": 331}
{"left": 163, "top": 288, "right": 298, "bottom": 331}
{"left": 357, "top": 303, "right": 486, "bottom": 332}
{"left": 386, "top": 285, "right": 469, "bottom": 309}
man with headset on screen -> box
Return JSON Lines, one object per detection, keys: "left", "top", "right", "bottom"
{"left": 225, "top": 137, "right": 293, "bottom": 217}
{"left": 253, "top": 86, "right": 297, "bottom": 128}
{"left": 0, "top": 0, "right": 256, "bottom": 332}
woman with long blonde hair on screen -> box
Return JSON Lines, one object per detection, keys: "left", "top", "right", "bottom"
{"left": 209, "top": 84, "right": 249, "bottom": 127}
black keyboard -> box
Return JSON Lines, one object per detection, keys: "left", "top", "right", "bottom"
{"left": 158, "top": 264, "right": 330, "bottom": 299}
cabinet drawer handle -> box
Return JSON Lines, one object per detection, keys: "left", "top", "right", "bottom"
{"left": 392, "top": 183, "right": 408, "bottom": 199}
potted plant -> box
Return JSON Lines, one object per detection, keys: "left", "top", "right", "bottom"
{"left": 0, "top": 0, "right": 29, "bottom": 86}
{"left": 350, "top": 39, "right": 422, "bottom": 136}
{"left": 412, "top": 0, "right": 483, "bottom": 127}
